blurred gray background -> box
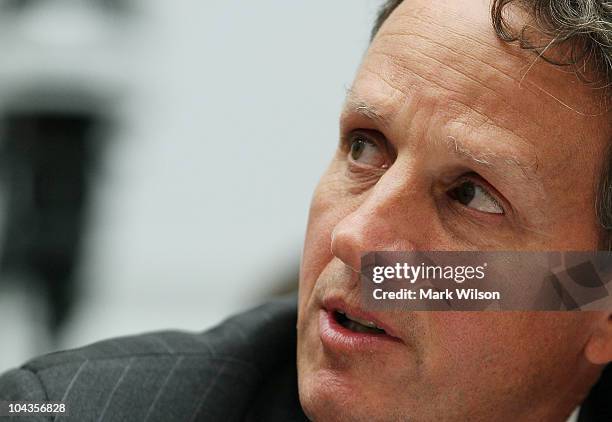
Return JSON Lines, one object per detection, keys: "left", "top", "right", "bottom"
{"left": 0, "top": 0, "right": 375, "bottom": 372}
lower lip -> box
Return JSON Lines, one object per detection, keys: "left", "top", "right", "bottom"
{"left": 319, "top": 309, "right": 402, "bottom": 352}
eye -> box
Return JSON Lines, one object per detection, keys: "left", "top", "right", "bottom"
{"left": 348, "top": 134, "right": 386, "bottom": 168}
{"left": 448, "top": 180, "right": 504, "bottom": 215}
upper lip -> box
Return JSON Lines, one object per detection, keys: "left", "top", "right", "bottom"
{"left": 322, "top": 296, "right": 403, "bottom": 342}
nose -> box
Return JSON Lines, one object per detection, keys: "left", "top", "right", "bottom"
{"left": 330, "top": 169, "right": 430, "bottom": 272}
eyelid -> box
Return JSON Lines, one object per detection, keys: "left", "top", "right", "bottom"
{"left": 451, "top": 173, "right": 507, "bottom": 214}
{"left": 344, "top": 129, "right": 393, "bottom": 162}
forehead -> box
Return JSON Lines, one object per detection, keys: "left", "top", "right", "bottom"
{"left": 348, "top": 0, "right": 608, "bottom": 159}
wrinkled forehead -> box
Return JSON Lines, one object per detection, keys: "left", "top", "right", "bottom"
{"left": 349, "top": 0, "right": 607, "bottom": 149}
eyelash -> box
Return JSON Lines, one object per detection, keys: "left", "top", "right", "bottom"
{"left": 344, "top": 130, "right": 381, "bottom": 150}
{"left": 343, "top": 130, "right": 508, "bottom": 216}
{"left": 447, "top": 174, "right": 506, "bottom": 215}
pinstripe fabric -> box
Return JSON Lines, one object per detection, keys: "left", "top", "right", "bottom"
{"left": 0, "top": 296, "right": 307, "bottom": 422}
{"left": 3, "top": 296, "right": 609, "bottom": 421}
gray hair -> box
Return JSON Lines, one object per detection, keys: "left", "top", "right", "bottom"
{"left": 371, "top": 0, "right": 612, "bottom": 250}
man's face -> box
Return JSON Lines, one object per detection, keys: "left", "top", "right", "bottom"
{"left": 296, "top": 0, "right": 611, "bottom": 420}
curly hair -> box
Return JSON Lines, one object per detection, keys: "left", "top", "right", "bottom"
{"left": 374, "top": 0, "right": 612, "bottom": 82}
{"left": 371, "top": 0, "right": 612, "bottom": 249}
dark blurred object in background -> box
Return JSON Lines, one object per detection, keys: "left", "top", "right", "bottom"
{"left": 0, "top": 103, "right": 107, "bottom": 339}
{"left": 0, "top": 0, "right": 367, "bottom": 375}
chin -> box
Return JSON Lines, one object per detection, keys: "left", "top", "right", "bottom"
{"left": 298, "top": 370, "right": 347, "bottom": 422}
{"left": 298, "top": 375, "right": 362, "bottom": 422}
{"left": 297, "top": 366, "right": 398, "bottom": 422}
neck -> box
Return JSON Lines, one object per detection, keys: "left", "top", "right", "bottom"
{"left": 520, "top": 364, "right": 602, "bottom": 422}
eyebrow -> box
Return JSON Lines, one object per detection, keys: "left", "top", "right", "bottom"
{"left": 442, "top": 135, "right": 547, "bottom": 221}
{"left": 342, "top": 90, "right": 542, "bottom": 187}
{"left": 442, "top": 135, "right": 538, "bottom": 182}
{"left": 343, "top": 88, "right": 393, "bottom": 129}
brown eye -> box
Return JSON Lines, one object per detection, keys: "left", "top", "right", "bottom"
{"left": 348, "top": 135, "right": 386, "bottom": 168}
{"left": 350, "top": 139, "right": 367, "bottom": 160}
{"left": 448, "top": 180, "right": 504, "bottom": 214}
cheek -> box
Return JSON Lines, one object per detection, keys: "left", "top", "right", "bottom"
{"left": 425, "top": 313, "right": 591, "bottom": 382}
{"left": 299, "top": 168, "right": 355, "bottom": 306}
{"left": 422, "top": 313, "right": 506, "bottom": 380}
{"left": 300, "top": 194, "right": 340, "bottom": 297}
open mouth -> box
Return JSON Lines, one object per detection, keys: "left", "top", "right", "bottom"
{"left": 333, "top": 309, "right": 386, "bottom": 335}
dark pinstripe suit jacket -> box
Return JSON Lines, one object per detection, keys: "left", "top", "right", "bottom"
{"left": 1, "top": 295, "right": 611, "bottom": 421}
{"left": 0, "top": 296, "right": 307, "bottom": 422}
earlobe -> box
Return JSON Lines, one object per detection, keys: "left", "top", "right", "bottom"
{"left": 584, "top": 314, "right": 612, "bottom": 365}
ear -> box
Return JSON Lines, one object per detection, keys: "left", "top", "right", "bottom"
{"left": 585, "top": 313, "right": 612, "bottom": 365}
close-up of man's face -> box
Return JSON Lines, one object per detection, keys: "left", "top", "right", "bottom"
{"left": 297, "top": 0, "right": 612, "bottom": 420}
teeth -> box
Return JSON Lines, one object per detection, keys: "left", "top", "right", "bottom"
{"left": 345, "top": 320, "right": 378, "bottom": 334}
{"left": 345, "top": 313, "right": 379, "bottom": 329}
{"left": 334, "top": 309, "right": 386, "bottom": 334}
